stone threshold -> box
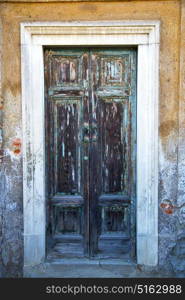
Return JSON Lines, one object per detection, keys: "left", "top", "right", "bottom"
{"left": 24, "top": 259, "right": 175, "bottom": 278}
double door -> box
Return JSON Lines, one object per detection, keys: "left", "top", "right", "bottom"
{"left": 44, "top": 48, "right": 136, "bottom": 259}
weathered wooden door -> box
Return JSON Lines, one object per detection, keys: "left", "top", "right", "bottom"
{"left": 44, "top": 48, "right": 136, "bottom": 260}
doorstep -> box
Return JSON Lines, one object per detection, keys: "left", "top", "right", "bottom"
{"left": 23, "top": 259, "right": 174, "bottom": 278}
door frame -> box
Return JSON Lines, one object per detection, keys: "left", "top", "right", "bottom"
{"left": 21, "top": 20, "right": 160, "bottom": 267}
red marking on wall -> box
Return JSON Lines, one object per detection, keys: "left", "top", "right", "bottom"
{"left": 13, "top": 138, "right": 21, "bottom": 147}
{"left": 12, "top": 138, "right": 21, "bottom": 155}
{"left": 160, "top": 201, "right": 175, "bottom": 215}
{"left": 164, "top": 208, "right": 174, "bottom": 215}
{"left": 160, "top": 200, "right": 184, "bottom": 215}
{"left": 160, "top": 203, "right": 168, "bottom": 209}
{"left": 14, "top": 149, "right": 21, "bottom": 154}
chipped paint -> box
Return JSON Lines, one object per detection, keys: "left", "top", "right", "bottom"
{"left": 12, "top": 138, "right": 21, "bottom": 155}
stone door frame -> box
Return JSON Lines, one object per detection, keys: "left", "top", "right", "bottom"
{"left": 21, "top": 20, "right": 160, "bottom": 267}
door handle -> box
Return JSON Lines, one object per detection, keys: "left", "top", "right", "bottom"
{"left": 83, "top": 122, "right": 90, "bottom": 143}
{"left": 92, "top": 123, "right": 98, "bottom": 142}
{"left": 82, "top": 122, "right": 98, "bottom": 143}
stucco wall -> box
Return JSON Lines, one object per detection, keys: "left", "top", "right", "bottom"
{"left": 0, "top": 0, "right": 184, "bottom": 277}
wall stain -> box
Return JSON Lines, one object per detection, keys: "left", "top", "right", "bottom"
{"left": 79, "top": 3, "right": 97, "bottom": 11}
{"left": 3, "top": 81, "right": 20, "bottom": 98}
{"left": 0, "top": 97, "right": 3, "bottom": 110}
{"left": 159, "top": 120, "right": 176, "bottom": 138}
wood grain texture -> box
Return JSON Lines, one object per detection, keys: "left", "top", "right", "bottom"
{"left": 44, "top": 47, "right": 136, "bottom": 259}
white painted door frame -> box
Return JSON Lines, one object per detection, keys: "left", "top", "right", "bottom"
{"left": 21, "top": 20, "right": 160, "bottom": 267}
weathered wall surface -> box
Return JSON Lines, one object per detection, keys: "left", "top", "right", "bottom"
{"left": 0, "top": 0, "right": 184, "bottom": 277}
{"left": 0, "top": 16, "right": 2, "bottom": 278}
{"left": 169, "top": 0, "right": 185, "bottom": 275}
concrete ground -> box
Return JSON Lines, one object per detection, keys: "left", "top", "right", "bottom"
{"left": 24, "top": 258, "right": 176, "bottom": 278}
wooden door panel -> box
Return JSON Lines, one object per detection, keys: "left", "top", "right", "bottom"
{"left": 45, "top": 48, "right": 136, "bottom": 259}
{"left": 53, "top": 205, "right": 83, "bottom": 235}
{"left": 99, "top": 98, "right": 131, "bottom": 194}
{"left": 47, "top": 53, "right": 83, "bottom": 88}
{"left": 52, "top": 98, "right": 82, "bottom": 195}
{"left": 93, "top": 52, "right": 132, "bottom": 96}
{"left": 100, "top": 205, "right": 130, "bottom": 235}
{"left": 90, "top": 49, "right": 136, "bottom": 257}
{"left": 45, "top": 49, "right": 89, "bottom": 253}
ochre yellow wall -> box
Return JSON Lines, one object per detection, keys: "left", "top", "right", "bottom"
{"left": 0, "top": 1, "right": 180, "bottom": 157}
